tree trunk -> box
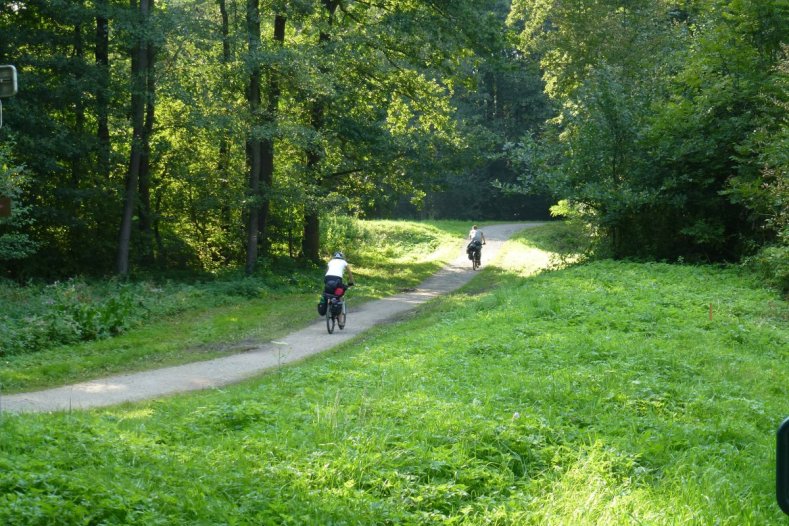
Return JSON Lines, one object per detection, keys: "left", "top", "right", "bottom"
{"left": 244, "top": 146, "right": 261, "bottom": 274}
{"left": 302, "top": 212, "right": 320, "bottom": 262}
{"left": 95, "top": 0, "right": 110, "bottom": 180}
{"left": 72, "top": 17, "right": 85, "bottom": 187}
{"left": 245, "top": 7, "right": 285, "bottom": 274}
{"left": 217, "top": 0, "right": 233, "bottom": 258}
{"left": 138, "top": 34, "right": 157, "bottom": 266}
{"left": 302, "top": 100, "right": 324, "bottom": 262}
{"left": 219, "top": 0, "right": 231, "bottom": 61}
{"left": 244, "top": 0, "right": 263, "bottom": 275}
{"left": 257, "top": 14, "right": 285, "bottom": 257}
{"left": 302, "top": 1, "right": 339, "bottom": 263}
{"left": 117, "top": 0, "right": 152, "bottom": 276}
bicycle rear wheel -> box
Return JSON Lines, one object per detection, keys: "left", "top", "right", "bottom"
{"left": 338, "top": 301, "right": 347, "bottom": 329}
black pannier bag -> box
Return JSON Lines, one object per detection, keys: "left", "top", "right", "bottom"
{"left": 330, "top": 301, "right": 343, "bottom": 315}
{"left": 467, "top": 240, "right": 481, "bottom": 259}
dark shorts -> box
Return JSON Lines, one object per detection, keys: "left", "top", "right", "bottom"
{"left": 324, "top": 275, "right": 345, "bottom": 295}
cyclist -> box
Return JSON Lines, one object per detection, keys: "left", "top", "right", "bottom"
{"left": 324, "top": 251, "right": 354, "bottom": 297}
{"left": 467, "top": 225, "right": 486, "bottom": 262}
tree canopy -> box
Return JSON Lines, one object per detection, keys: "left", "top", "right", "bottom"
{"left": 508, "top": 0, "right": 788, "bottom": 266}
{"left": 1, "top": 0, "right": 786, "bottom": 281}
{"left": 1, "top": 0, "right": 552, "bottom": 277}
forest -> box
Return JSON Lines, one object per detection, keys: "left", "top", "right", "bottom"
{"left": 0, "top": 0, "right": 787, "bottom": 289}
{"left": 1, "top": 3, "right": 788, "bottom": 521}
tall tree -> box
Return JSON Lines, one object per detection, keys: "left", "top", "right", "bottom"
{"left": 1, "top": 0, "right": 122, "bottom": 277}
{"left": 95, "top": 0, "right": 111, "bottom": 181}
{"left": 258, "top": 13, "right": 285, "bottom": 260}
{"left": 508, "top": 0, "right": 788, "bottom": 261}
{"left": 244, "top": 0, "right": 263, "bottom": 275}
{"left": 137, "top": 19, "right": 157, "bottom": 266}
{"left": 244, "top": 1, "right": 284, "bottom": 274}
{"left": 217, "top": 0, "right": 233, "bottom": 249}
{"left": 301, "top": 0, "right": 339, "bottom": 263}
{"left": 117, "top": 0, "right": 154, "bottom": 275}
{"left": 1, "top": 0, "right": 552, "bottom": 277}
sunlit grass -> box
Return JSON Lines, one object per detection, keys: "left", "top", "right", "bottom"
{"left": 1, "top": 223, "right": 786, "bottom": 524}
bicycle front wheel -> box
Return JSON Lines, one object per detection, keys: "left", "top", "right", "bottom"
{"left": 326, "top": 310, "right": 335, "bottom": 334}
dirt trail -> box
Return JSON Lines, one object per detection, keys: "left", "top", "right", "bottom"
{"left": 1, "top": 223, "right": 541, "bottom": 414}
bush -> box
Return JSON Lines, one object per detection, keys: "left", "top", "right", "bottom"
{"left": 0, "top": 269, "right": 326, "bottom": 357}
{"left": 46, "top": 280, "right": 140, "bottom": 340}
{"left": 0, "top": 279, "right": 144, "bottom": 356}
{"left": 320, "top": 215, "right": 362, "bottom": 259}
{"left": 0, "top": 219, "right": 456, "bottom": 358}
{"left": 0, "top": 142, "right": 39, "bottom": 265}
{"left": 746, "top": 244, "right": 789, "bottom": 296}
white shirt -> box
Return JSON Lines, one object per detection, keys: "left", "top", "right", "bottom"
{"left": 326, "top": 258, "right": 348, "bottom": 278}
{"left": 469, "top": 229, "right": 484, "bottom": 243}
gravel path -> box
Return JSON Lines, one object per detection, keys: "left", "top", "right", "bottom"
{"left": 1, "top": 223, "right": 540, "bottom": 414}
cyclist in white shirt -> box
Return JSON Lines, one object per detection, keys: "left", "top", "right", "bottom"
{"left": 468, "top": 225, "right": 486, "bottom": 244}
{"left": 467, "top": 225, "right": 486, "bottom": 262}
{"left": 324, "top": 251, "right": 354, "bottom": 295}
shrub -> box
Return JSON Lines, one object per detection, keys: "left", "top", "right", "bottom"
{"left": 320, "top": 215, "right": 362, "bottom": 259}
{"left": 0, "top": 280, "right": 144, "bottom": 356}
{"left": 0, "top": 142, "right": 38, "bottom": 264}
{"left": 746, "top": 244, "right": 789, "bottom": 296}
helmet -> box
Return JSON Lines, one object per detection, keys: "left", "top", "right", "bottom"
{"left": 333, "top": 251, "right": 345, "bottom": 260}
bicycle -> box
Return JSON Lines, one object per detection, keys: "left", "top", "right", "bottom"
{"left": 467, "top": 241, "right": 484, "bottom": 270}
{"left": 323, "top": 283, "right": 352, "bottom": 334}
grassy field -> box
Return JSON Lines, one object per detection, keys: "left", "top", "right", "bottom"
{"left": 1, "top": 222, "right": 788, "bottom": 524}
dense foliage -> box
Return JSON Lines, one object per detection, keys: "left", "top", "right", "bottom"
{"left": 0, "top": 0, "right": 551, "bottom": 279}
{"left": 1, "top": 1, "right": 785, "bottom": 285}
{"left": 0, "top": 142, "right": 37, "bottom": 263}
{"left": 507, "top": 0, "right": 788, "bottom": 275}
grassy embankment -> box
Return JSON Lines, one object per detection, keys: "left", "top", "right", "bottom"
{"left": 1, "top": 221, "right": 788, "bottom": 524}
{"left": 0, "top": 219, "right": 470, "bottom": 393}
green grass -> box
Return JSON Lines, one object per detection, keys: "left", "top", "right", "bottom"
{"left": 0, "top": 219, "right": 472, "bottom": 393}
{"left": 0, "top": 295, "right": 318, "bottom": 392}
{"left": 1, "top": 222, "right": 787, "bottom": 524}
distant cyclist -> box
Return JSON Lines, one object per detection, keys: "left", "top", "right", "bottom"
{"left": 466, "top": 225, "right": 486, "bottom": 261}
{"left": 324, "top": 251, "right": 354, "bottom": 296}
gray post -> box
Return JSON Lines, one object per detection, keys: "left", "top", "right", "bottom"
{"left": 778, "top": 417, "right": 789, "bottom": 515}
